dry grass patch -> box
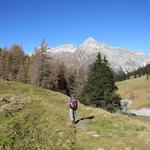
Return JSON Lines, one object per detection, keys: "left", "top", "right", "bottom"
{"left": 117, "top": 76, "right": 150, "bottom": 109}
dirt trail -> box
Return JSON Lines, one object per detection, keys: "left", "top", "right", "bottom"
{"left": 75, "top": 115, "right": 100, "bottom": 138}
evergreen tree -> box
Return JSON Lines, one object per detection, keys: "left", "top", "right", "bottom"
{"left": 79, "top": 53, "right": 120, "bottom": 112}
{"left": 57, "top": 63, "right": 69, "bottom": 95}
{"left": 75, "top": 66, "right": 87, "bottom": 97}
{"left": 134, "top": 73, "right": 137, "bottom": 78}
{"left": 67, "top": 71, "right": 76, "bottom": 96}
{"left": 146, "top": 64, "right": 150, "bottom": 80}
{"left": 48, "top": 62, "right": 59, "bottom": 90}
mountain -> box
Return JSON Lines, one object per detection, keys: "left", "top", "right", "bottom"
{"left": 47, "top": 37, "right": 150, "bottom": 74}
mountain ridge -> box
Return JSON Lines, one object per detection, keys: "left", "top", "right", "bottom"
{"left": 46, "top": 37, "right": 150, "bottom": 74}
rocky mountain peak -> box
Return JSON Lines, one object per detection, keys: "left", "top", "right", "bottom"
{"left": 80, "top": 37, "right": 99, "bottom": 48}
{"left": 83, "top": 37, "right": 97, "bottom": 44}
{"left": 80, "top": 37, "right": 107, "bottom": 51}
{"left": 44, "top": 37, "right": 150, "bottom": 74}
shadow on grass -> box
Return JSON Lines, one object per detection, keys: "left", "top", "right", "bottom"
{"left": 75, "top": 116, "right": 95, "bottom": 124}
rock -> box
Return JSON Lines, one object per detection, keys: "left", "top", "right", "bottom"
{"left": 86, "top": 131, "right": 97, "bottom": 136}
{"left": 113, "top": 123, "right": 119, "bottom": 127}
{"left": 1, "top": 97, "right": 10, "bottom": 103}
{"left": 97, "top": 147, "right": 104, "bottom": 150}
{"left": 120, "top": 99, "right": 133, "bottom": 111}
{"left": 92, "top": 134, "right": 100, "bottom": 137}
{"left": 0, "top": 97, "right": 4, "bottom": 101}
{"left": 86, "top": 131, "right": 100, "bottom": 137}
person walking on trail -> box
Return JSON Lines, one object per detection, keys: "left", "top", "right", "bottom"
{"left": 68, "top": 96, "right": 78, "bottom": 124}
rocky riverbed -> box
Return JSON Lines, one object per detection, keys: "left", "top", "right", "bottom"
{"left": 121, "top": 99, "right": 150, "bottom": 123}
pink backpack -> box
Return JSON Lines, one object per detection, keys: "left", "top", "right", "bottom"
{"left": 70, "top": 98, "right": 77, "bottom": 110}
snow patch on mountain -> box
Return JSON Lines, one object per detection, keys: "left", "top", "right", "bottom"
{"left": 47, "top": 44, "right": 77, "bottom": 53}
{"left": 80, "top": 37, "right": 107, "bottom": 51}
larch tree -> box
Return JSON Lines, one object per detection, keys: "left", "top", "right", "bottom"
{"left": 29, "top": 40, "right": 52, "bottom": 88}
{"left": 10, "top": 44, "right": 25, "bottom": 80}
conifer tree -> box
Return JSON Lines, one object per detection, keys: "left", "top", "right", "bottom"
{"left": 80, "top": 52, "right": 120, "bottom": 112}
{"left": 30, "top": 40, "right": 52, "bottom": 87}
{"left": 67, "top": 71, "right": 76, "bottom": 96}
{"left": 57, "top": 63, "right": 69, "bottom": 95}
{"left": 9, "top": 44, "right": 25, "bottom": 80}
{"left": 74, "top": 66, "right": 87, "bottom": 97}
{"left": 17, "top": 62, "right": 26, "bottom": 82}
{"left": 146, "top": 64, "right": 150, "bottom": 80}
{"left": 0, "top": 48, "right": 11, "bottom": 80}
{"left": 0, "top": 49, "right": 6, "bottom": 79}
{"left": 23, "top": 55, "right": 31, "bottom": 83}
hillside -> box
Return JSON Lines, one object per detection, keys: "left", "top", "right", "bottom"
{"left": 117, "top": 76, "right": 150, "bottom": 109}
{"left": 0, "top": 80, "right": 150, "bottom": 150}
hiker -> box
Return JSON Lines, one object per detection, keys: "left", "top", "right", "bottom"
{"left": 68, "top": 96, "right": 78, "bottom": 124}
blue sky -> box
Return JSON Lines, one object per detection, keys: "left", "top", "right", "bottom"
{"left": 0, "top": 0, "right": 150, "bottom": 54}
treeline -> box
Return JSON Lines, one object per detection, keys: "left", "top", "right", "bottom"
{"left": 0, "top": 42, "right": 121, "bottom": 112}
{"left": 115, "top": 64, "right": 150, "bottom": 81}
{"left": 0, "top": 41, "right": 86, "bottom": 97}
{"left": 129, "top": 64, "right": 150, "bottom": 80}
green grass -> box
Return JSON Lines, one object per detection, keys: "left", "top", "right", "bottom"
{"left": 0, "top": 79, "right": 150, "bottom": 150}
{"left": 0, "top": 80, "right": 75, "bottom": 150}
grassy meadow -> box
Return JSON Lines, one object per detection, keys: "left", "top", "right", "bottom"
{"left": 0, "top": 79, "right": 150, "bottom": 150}
{"left": 0, "top": 80, "right": 75, "bottom": 149}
